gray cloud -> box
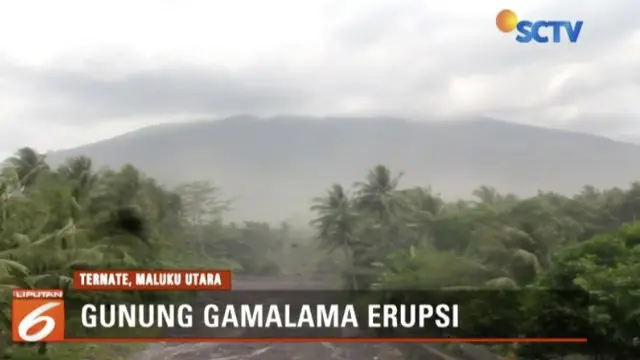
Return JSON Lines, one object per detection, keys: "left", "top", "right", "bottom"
{"left": 1, "top": 62, "right": 318, "bottom": 121}
{"left": 1, "top": 0, "right": 639, "bottom": 136}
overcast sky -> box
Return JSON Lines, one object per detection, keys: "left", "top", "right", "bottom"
{"left": 1, "top": 0, "right": 639, "bottom": 159}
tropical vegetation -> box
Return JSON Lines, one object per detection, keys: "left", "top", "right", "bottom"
{"left": 0, "top": 148, "right": 285, "bottom": 359}
{"left": 0, "top": 148, "right": 637, "bottom": 359}
{"left": 310, "top": 165, "right": 640, "bottom": 359}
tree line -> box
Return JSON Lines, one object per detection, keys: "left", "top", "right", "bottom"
{"left": 0, "top": 148, "right": 293, "bottom": 357}
{"left": 0, "top": 148, "right": 638, "bottom": 359}
{"left": 310, "top": 165, "right": 639, "bottom": 359}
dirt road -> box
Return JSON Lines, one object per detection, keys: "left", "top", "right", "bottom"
{"left": 128, "top": 276, "right": 470, "bottom": 360}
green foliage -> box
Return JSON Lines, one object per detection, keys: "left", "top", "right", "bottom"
{"left": 0, "top": 148, "right": 295, "bottom": 358}
{"left": 0, "top": 149, "right": 202, "bottom": 356}
{"left": 310, "top": 164, "right": 640, "bottom": 359}
{"left": 4, "top": 146, "right": 640, "bottom": 360}
{"left": 521, "top": 225, "right": 640, "bottom": 359}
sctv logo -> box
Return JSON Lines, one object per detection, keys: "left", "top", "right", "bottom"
{"left": 496, "top": 9, "right": 583, "bottom": 43}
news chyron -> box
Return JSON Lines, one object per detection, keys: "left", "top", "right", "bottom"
{"left": 10, "top": 270, "right": 587, "bottom": 343}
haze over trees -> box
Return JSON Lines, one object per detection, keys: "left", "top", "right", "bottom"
{"left": 1, "top": 115, "right": 640, "bottom": 359}
{"left": 309, "top": 164, "right": 639, "bottom": 359}
{"left": 0, "top": 148, "right": 287, "bottom": 358}
{"left": 47, "top": 116, "right": 640, "bottom": 222}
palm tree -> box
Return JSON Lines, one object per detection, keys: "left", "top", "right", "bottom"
{"left": 352, "top": 165, "right": 410, "bottom": 262}
{"left": 0, "top": 151, "right": 235, "bottom": 356}
{"left": 353, "top": 165, "right": 405, "bottom": 222}
{"left": 472, "top": 185, "right": 501, "bottom": 205}
{"left": 470, "top": 224, "right": 541, "bottom": 288}
{"left": 401, "top": 187, "right": 443, "bottom": 245}
{"left": 58, "top": 156, "right": 98, "bottom": 221}
{"left": 310, "top": 184, "right": 360, "bottom": 289}
{"left": 6, "top": 147, "right": 48, "bottom": 189}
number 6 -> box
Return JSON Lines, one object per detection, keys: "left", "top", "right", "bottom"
{"left": 18, "top": 302, "right": 60, "bottom": 342}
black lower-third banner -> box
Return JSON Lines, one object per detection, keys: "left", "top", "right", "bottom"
{"left": 61, "top": 290, "right": 589, "bottom": 340}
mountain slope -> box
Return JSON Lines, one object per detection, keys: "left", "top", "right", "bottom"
{"left": 47, "top": 116, "right": 640, "bottom": 222}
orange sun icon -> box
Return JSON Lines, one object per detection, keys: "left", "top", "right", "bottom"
{"left": 496, "top": 9, "right": 518, "bottom": 33}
